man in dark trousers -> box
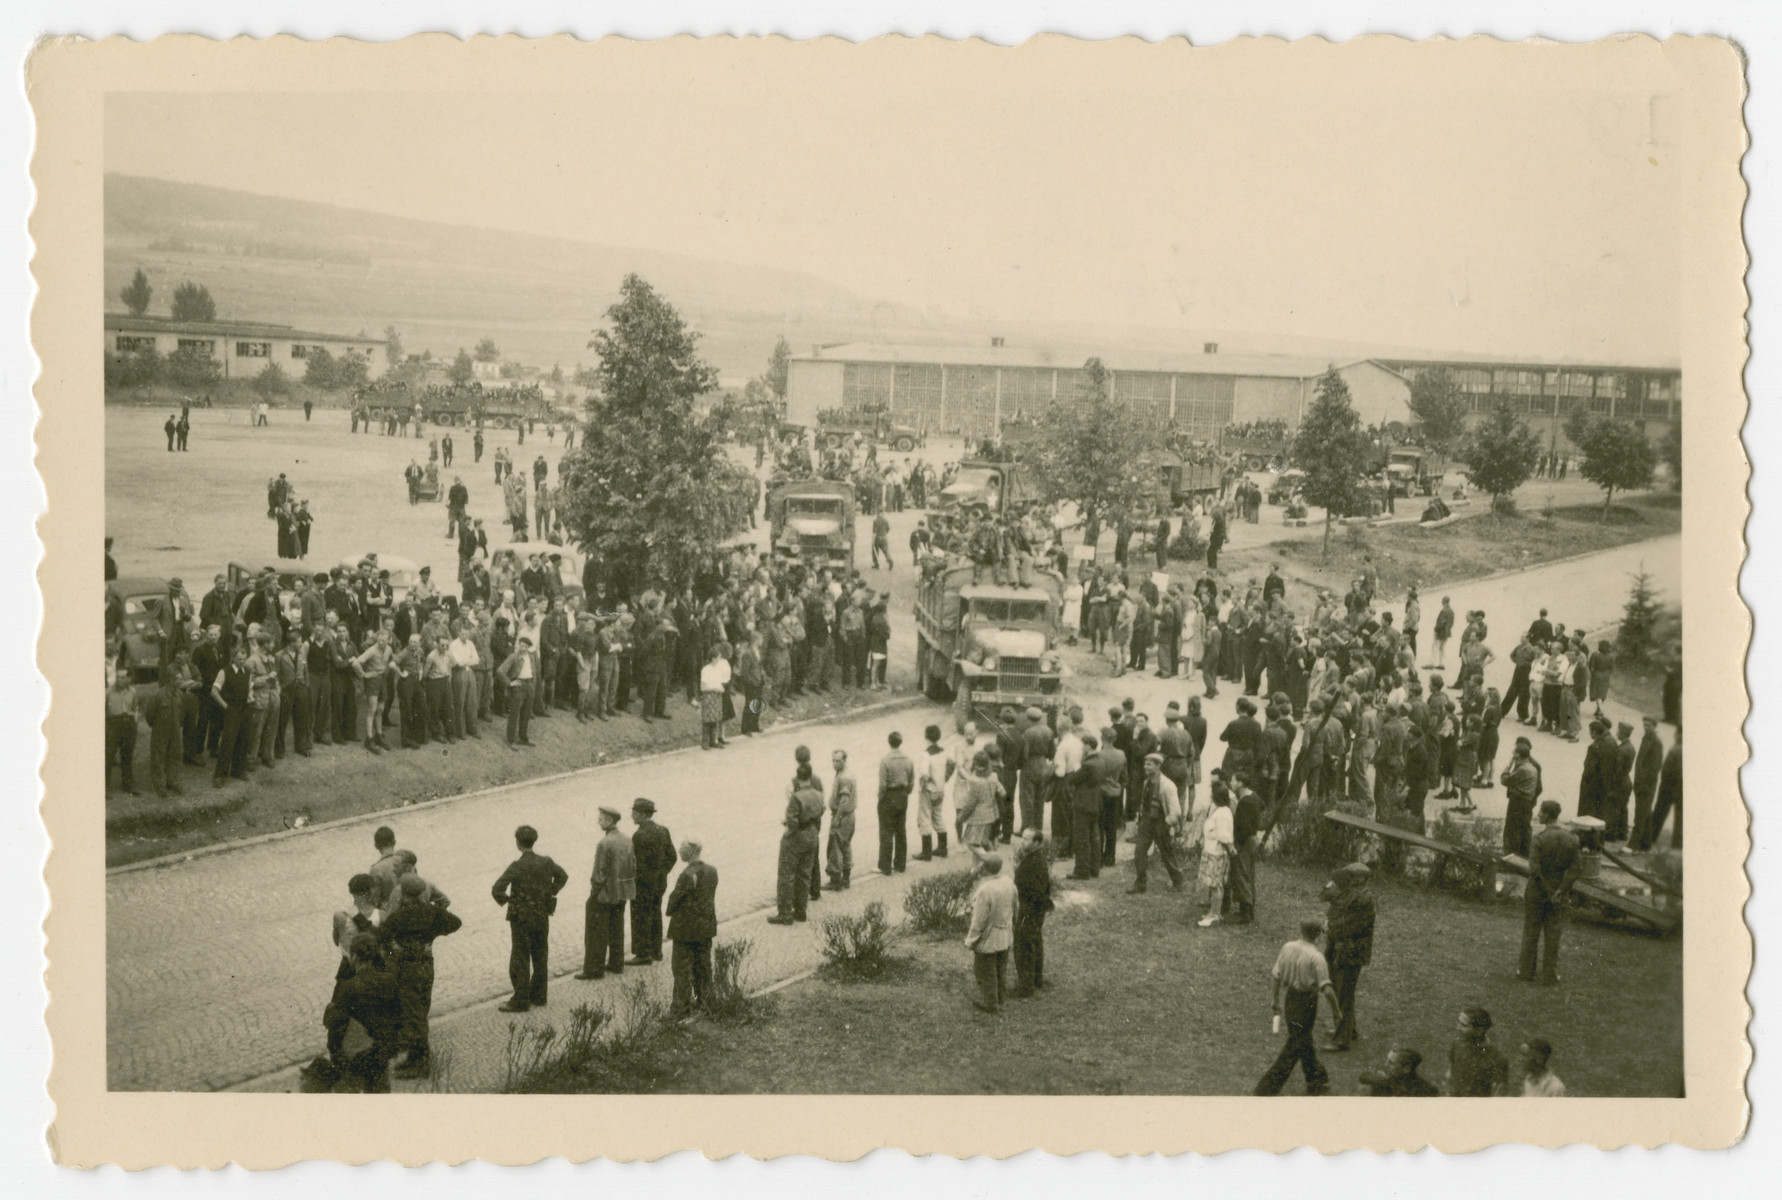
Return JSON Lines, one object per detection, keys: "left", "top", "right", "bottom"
{"left": 627, "top": 798, "right": 675, "bottom": 965}
{"left": 164, "top": 413, "right": 177, "bottom": 451}
{"left": 1254, "top": 918, "right": 1342, "bottom": 1096}
{"left": 317, "top": 933, "right": 403, "bottom": 1092}
{"left": 1630, "top": 716, "right": 1665, "bottom": 851}
{"left": 1519, "top": 800, "right": 1582, "bottom": 985}
{"left": 447, "top": 476, "right": 469, "bottom": 539}
{"left": 209, "top": 643, "right": 252, "bottom": 786}
{"left": 665, "top": 838, "right": 719, "bottom": 1020}
{"left": 1607, "top": 720, "right": 1638, "bottom": 844}
{"left": 1226, "top": 774, "right": 1263, "bottom": 923}
{"left": 1010, "top": 828, "right": 1053, "bottom": 997}
{"left": 578, "top": 805, "right": 636, "bottom": 976}
{"left": 1650, "top": 727, "right": 1683, "bottom": 849}
{"left": 1077, "top": 729, "right": 1127, "bottom": 877}
{"left": 1499, "top": 737, "right": 1542, "bottom": 858}
{"left": 378, "top": 873, "right": 462, "bottom": 1078}
{"left": 1577, "top": 717, "right": 1616, "bottom": 824}
{"left": 1018, "top": 706, "right": 1056, "bottom": 837}
{"left": 875, "top": 730, "right": 914, "bottom": 876}
{"left": 492, "top": 824, "right": 569, "bottom": 1013}
{"left": 1128, "top": 753, "right": 1186, "bottom": 894}
{"left": 768, "top": 758, "right": 826, "bottom": 925}
{"left": 1321, "top": 863, "right": 1375, "bottom": 1052}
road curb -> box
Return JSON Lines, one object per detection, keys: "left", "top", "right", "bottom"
{"left": 110, "top": 693, "right": 929, "bottom": 877}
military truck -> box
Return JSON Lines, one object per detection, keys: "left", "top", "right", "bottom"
{"left": 1135, "top": 449, "right": 1224, "bottom": 513}
{"left": 766, "top": 479, "right": 857, "bottom": 568}
{"left": 816, "top": 406, "right": 921, "bottom": 452}
{"left": 1385, "top": 446, "right": 1449, "bottom": 497}
{"left": 915, "top": 561, "right": 1070, "bottom": 733}
{"left": 933, "top": 459, "right": 1041, "bottom": 515}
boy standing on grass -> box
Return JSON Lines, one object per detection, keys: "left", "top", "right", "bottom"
{"left": 1253, "top": 918, "right": 1342, "bottom": 1096}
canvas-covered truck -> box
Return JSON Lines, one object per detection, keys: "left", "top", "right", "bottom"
{"left": 816, "top": 406, "right": 921, "bottom": 452}
{"left": 766, "top": 479, "right": 857, "bottom": 568}
{"left": 933, "top": 460, "right": 1042, "bottom": 515}
{"left": 1134, "top": 449, "right": 1224, "bottom": 513}
{"left": 1385, "top": 446, "right": 1448, "bottom": 497}
{"left": 915, "top": 561, "right": 1070, "bottom": 733}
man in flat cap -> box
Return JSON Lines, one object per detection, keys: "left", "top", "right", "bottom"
{"left": 579, "top": 805, "right": 636, "bottom": 979}
{"left": 1320, "top": 863, "right": 1375, "bottom": 1052}
{"left": 1128, "top": 751, "right": 1186, "bottom": 894}
{"left": 627, "top": 799, "right": 675, "bottom": 966}
{"left": 499, "top": 632, "right": 539, "bottom": 747}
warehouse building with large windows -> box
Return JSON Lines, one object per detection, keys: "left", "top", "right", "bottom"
{"left": 785, "top": 341, "right": 1413, "bottom": 441}
{"left": 785, "top": 340, "right": 1682, "bottom": 450}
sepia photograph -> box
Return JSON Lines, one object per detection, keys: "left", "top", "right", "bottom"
{"left": 28, "top": 30, "right": 1752, "bottom": 1164}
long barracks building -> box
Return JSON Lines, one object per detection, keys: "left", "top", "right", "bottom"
{"left": 786, "top": 339, "right": 1680, "bottom": 448}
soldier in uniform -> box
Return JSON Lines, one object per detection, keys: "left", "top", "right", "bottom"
{"left": 492, "top": 825, "right": 569, "bottom": 1013}
{"left": 1519, "top": 801, "right": 1581, "bottom": 985}
{"left": 379, "top": 873, "right": 462, "bottom": 1079}
{"left": 768, "top": 755, "right": 827, "bottom": 925}
{"left": 627, "top": 798, "right": 675, "bottom": 965}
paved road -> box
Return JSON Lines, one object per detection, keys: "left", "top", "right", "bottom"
{"left": 107, "top": 533, "right": 1678, "bottom": 1091}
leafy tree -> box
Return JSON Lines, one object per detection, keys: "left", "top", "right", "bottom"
{"left": 1461, "top": 397, "right": 1542, "bottom": 514}
{"left": 120, "top": 267, "right": 153, "bottom": 317}
{"left": 499, "top": 361, "right": 523, "bottom": 379}
{"left": 165, "top": 342, "right": 221, "bottom": 389}
{"left": 302, "top": 346, "right": 337, "bottom": 389}
{"left": 450, "top": 347, "right": 475, "bottom": 386}
{"left": 253, "top": 360, "right": 292, "bottom": 396}
{"left": 105, "top": 345, "right": 161, "bottom": 388}
{"left": 1029, "top": 357, "right": 1160, "bottom": 549}
{"left": 1565, "top": 410, "right": 1655, "bottom": 519}
{"left": 1659, "top": 420, "right": 1682, "bottom": 490}
{"left": 764, "top": 335, "right": 792, "bottom": 402}
{"left": 170, "top": 280, "right": 217, "bottom": 323}
{"left": 383, "top": 324, "right": 404, "bottom": 366}
{"left": 558, "top": 274, "right": 755, "bottom": 596}
{"left": 549, "top": 363, "right": 565, "bottom": 386}
{"left": 333, "top": 350, "right": 371, "bottom": 391}
{"left": 1292, "top": 367, "right": 1374, "bottom": 555}
{"left": 474, "top": 336, "right": 501, "bottom": 363}
{"left": 1406, "top": 365, "right": 1470, "bottom": 454}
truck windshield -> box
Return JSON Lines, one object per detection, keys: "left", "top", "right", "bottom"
{"left": 786, "top": 498, "right": 842, "bottom": 516}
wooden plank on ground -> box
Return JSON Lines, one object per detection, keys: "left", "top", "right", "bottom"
{"left": 1573, "top": 879, "right": 1681, "bottom": 934}
{"left": 1600, "top": 846, "right": 1683, "bottom": 897}
{"left": 1323, "top": 809, "right": 1495, "bottom": 864}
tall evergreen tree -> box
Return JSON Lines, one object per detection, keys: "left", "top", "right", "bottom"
{"left": 383, "top": 324, "right": 404, "bottom": 366}
{"left": 558, "top": 274, "right": 755, "bottom": 596}
{"left": 1293, "top": 367, "right": 1373, "bottom": 555}
{"left": 449, "top": 348, "right": 475, "bottom": 386}
{"left": 120, "top": 267, "right": 152, "bottom": 316}
{"left": 765, "top": 335, "right": 792, "bottom": 403}
{"left": 474, "top": 336, "right": 501, "bottom": 363}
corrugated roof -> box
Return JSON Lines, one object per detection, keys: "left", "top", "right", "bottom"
{"left": 103, "top": 312, "right": 384, "bottom": 345}
{"left": 791, "top": 341, "right": 1376, "bottom": 379}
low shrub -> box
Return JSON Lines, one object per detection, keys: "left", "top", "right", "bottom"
{"left": 703, "top": 937, "right": 757, "bottom": 1023}
{"left": 817, "top": 901, "right": 895, "bottom": 979}
{"left": 1264, "top": 797, "right": 1374, "bottom": 867}
{"left": 902, "top": 870, "right": 978, "bottom": 936}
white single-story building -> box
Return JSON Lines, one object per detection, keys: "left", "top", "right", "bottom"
{"left": 104, "top": 313, "right": 389, "bottom": 382}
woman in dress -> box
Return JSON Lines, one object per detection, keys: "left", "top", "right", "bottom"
{"left": 1476, "top": 687, "right": 1503, "bottom": 788}
{"left": 1453, "top": 711, "right": 1481, "bottom": 813}
{"left": 1181, "top": 600, "right": 1205, "bottom": 679}
{"left": 698, "top": 642, "right": 731, "bottom": 749}
{"left": 1196, "top": 781, "right": 1235, "bottom": 928}
{"left": 955, "top": 750, "right": 1006, "bottom": 850}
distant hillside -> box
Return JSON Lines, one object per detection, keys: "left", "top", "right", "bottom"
{"left": 103, "top": 174, "right": 933, "bottom": 382}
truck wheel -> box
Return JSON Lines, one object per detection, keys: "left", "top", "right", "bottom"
{"left": 825, "top": 433, "right": 843, "bottom": 449}
{"left": 894, "top": 437, "right": 915, "bottom": 452}
{"left": 952, "top": 688, "right": 973, "bottom": 735}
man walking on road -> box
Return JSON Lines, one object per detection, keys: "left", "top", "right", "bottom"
{"left": 627, "top": 799, "right": 675, "bottom": 965}
{"left": 666, "top": 839, "right": 719, "bottom": 1020}
{"left": 876, "top": 730, "right": 915, "bottom": 876}
{"left": 1519, "top": 800, "right": 1581, "bottom": 985}
{"left": 578, "top": 805, "right": 636, "bottom": 978}
{"left": 492, "top": 825, "right": 569, "bottom": 1013}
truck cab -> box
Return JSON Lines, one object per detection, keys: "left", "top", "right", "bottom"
{"left": 766, "top": 479, "right": 857, "bottom": 568}
{"left": 915, "top": 563, "right": 1069, "bottom": 732}
{"left": 934, "top": 460, "right": 1039, "bottom": 516}
{"left": 1386, "top": 446, "right": 1447, "bottom": 497}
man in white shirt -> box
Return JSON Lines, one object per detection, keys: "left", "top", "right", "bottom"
{"left": 448, "top": 618, "right": 482, "bottom": 739}
{"left": 1051, "top": 713, "right": 1085, "bottom": 853}
{"left": 914, "top": 724, "right": 955, "bottom": 861}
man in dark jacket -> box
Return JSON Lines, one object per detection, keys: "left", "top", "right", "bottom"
{"left": 1010, "top": 828, "right": 1054, "bottom": 997}
{"left": 1321, "top": 863, "right": 1375, "bottom": 1051}
{"left": 1649, "top": 729, "right": 1682, "bottom": 849}
{"left": 1226, "top": 775, "right": 1263, "bottom": 923}
{"left": 627, "top": 798, "right": 676, "bottom": 965}
{"left": 666, "top": 839, "right": 719, "bottom": 1019}
{"left": 491, "top": 825, "right": 569, "bottom": 1012}
{"left": 1576, "top": 717, "right": 1616, "bottom": 823}
{"left": 1631, "top": 717, "right": 1665, "bottom": 851}
{"left": 1519, "top": 801, "right": 1582, "bottom": 984}
{"left": 1358, "top": 1048, "right": 1439, "bottom": 1097}
{"left": 1067, "top": 731, "right": 1117, "bottom": 880}
{"left": 1606, "top": 721, "right": 1637, "bottom": 844}
{"left": 378, "top": 873, "right": 462, "bottom": 1078}
{"left": 318, "top": 934, "right": 403, "bottom": 1092}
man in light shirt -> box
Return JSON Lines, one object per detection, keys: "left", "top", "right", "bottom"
{"left": 963, "top": 848, "right": 1017, "bottom": 1014}
{"left": 1050, "top": 713, "right": 1084, "bottom": 855}
{"left": 448, "top": 618, "right": 482, "bottom": 739}
{"left": 1254, "top": 918, "right": 1342, "bottom": 1096}
{"left": 1518, "top": 1037, "right": 1567, "bottom": 1097}
{"left": 826, "top": 749, "right": 859, "bottom": 890}
{"left": 914, "top": 724, "right": 954, "bottom": 861}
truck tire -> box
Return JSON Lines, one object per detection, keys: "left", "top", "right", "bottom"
{"left": 893, "top": 436, "right": 915, "bottom": 452}
{"left": 825, "top": 433, "right": 843, "bottom": 449}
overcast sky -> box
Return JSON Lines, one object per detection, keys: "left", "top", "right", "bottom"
{"left": 105, "top": 78, "right": 1679, "bottom": 362}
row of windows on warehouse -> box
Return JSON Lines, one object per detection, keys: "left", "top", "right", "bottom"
{"left": 839, "top": 362, "right": 1237, "bottom": 441}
